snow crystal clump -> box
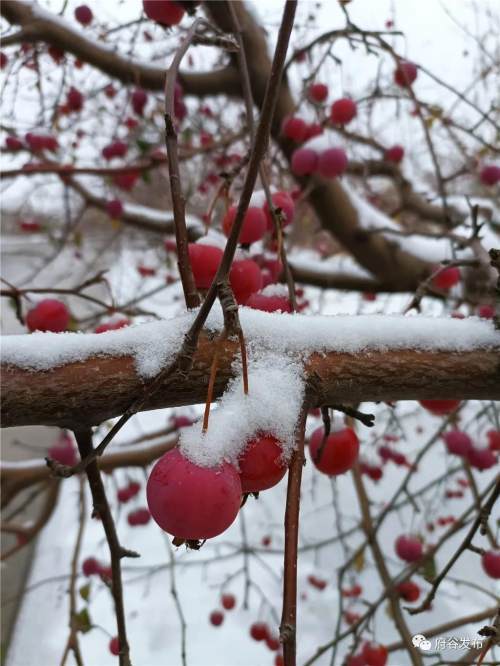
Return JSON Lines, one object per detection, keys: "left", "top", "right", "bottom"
{"left": 260, "top": 284, "right": 290, "bottom": 297}
{"left": 179, "top": 353, "right": 305, "bottom": 468}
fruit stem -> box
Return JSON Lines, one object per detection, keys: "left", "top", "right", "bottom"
{"left": 202, "top": 332, "right": 227, "bottom": 433}
{"left": 239, "top": 329, "right": 249, "bottom": 395}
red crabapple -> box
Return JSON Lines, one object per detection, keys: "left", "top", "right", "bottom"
{"left": 143, "top": 0, "right": 185, "bottom": 26}
{"left": 281, "top": 116, "right": 307, "bottom": 142}
{"left": 146, "top": 448, "right": 242, "bottom": 539}
{"left": 432, "top": 266, "right": 460, "bottom": 291}
{"left": 209, "top": 610, "right": 224, "bottom": 626}
{"left": 467, "top": 446, "right": 496, "bottom": 470}
{"left": 222, "top": 205, "right": 267, "bottom": 244}
{"left": 26, "top": 299, "right": 70, "bottom": 332}
{"left": 109, "top": 637, "right": 119, "bottom": 656}
{"left": 394, "top": 535, "right": 423, "bottom": 562}
{"left": 346, "top": 656, "right": 366, "bottom": 666}
{"left": 304, "top": 122, "right": 323, "bottom": 139}
{"left": 442, "top": 430, "right": 472, "bottom": 457}
{"left": 229, "top": 259, "right": 263, "bottom": 304}
{"left": 106, "top": 199, "right": 124, "bottom": 218}
{"left": 394, "top": 61, "right": 418, "bottom": 87}
{"left": 246, "top": 292, "right": 292, "bottom": 313}
{"left": 482, "top": 550, "right": 500, "bottom": 579}
{"left": 67, "top": 87, "right": 84, "bottom": 112}
{"left": 188, "top": 243, "right": 223, "bottom": 290}
{"left": 291, "top": 148, "right": 318, "bottom": 176}
{"left": 309, "top": 427, "right": 359, "bottom": 475}
{"left": 397, "top": 580, "right": 421, "bottom": 602}
{"left": 238, "top": 434, "right": 287, "bottom": 493}
{"left": 419, "top": 399, "right": 460, "bottom": 416}
{"left": 221, "top": 593, "right": 236, "bottom": 610}
{"left": 48, "top": 434, "right": 78, "bottom": 467}
{"left": 478, "top": 305, "right": 495, "bottom": 319}
{"left": 82, "top": 557, "right": 101, "bottom": 577}
{"left": 250, "top": 622, "right": 269, "bottom": 641}
{"left": 330, "top": 98, "right": 357, "bottom": 125}
{"left": 6, "top": 136, "right": 23, "bottom": 151}
{"left": 266, "top": 635, "right": 280, "bottom": 651}
{"left": 263, "top": 191, "right": 295, "bottom": 230}
{"left": 479, "top": 165, "right": 500, "bottom": 186}
{"left": 308, "top": 83, "right": 328, "bottom": 103}
{"left": 362, "top": 641, "right": 388, "bottom": 666}
{"left": 113, "top": 170, "right": 139, "bottom": 191}
{"left": 75, "top": 5, "right": 93, "bottom": 25}
{"left": 318, "top": 148, "right": 348, "bottom": 178}
{"left": 262, "top": 535, "right": 271, "bottom": 547}
{"left": 487, "top": 430, "right": 500, "bottom": 452}
{"left": 384, "top": 145, "right": 404, "bottom": 163}
{"left": 131, "top": 88, "right": 147, "bottom": 116}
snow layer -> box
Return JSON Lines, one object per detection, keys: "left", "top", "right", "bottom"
{"left": 180, "top": 354, "right": 304, "bottom": 467}
{"left": 3, "top": 310, "right": 499, "bottom": 379}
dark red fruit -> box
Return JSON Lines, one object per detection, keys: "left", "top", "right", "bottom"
{"left": 281, "top": 116, "right": 307, "bottom": 142}
{"left": 238, "top": 434, "right": 287, "bottom": 493}
{"left": 394, "top": 61, "right": 418, "bottom": 87}
{"left": 6, "top": 136, "right": 24, "bottom": 151}
{"left": 131, "top": 88, "right": 147, "bottom": 116}
{"left": 67, "top": 87, "right": 84, "bottom": 112}
{"left": 467, "top": 446, "right": 496, "bottom": 470}
{"left": 209, "top": 610, "right": 224, "bottom": 626}
{"left": 419, "top": 399, "right": 460, "bottom": 416}
{"left": 146, "top": 448, "right": 242, "bottom": 539}
{"left": 106, "top": 199, "right": 124, "bottom": 219}
{"left": 102, "top": 141, "right": 128, "bottom": 160}
{"left": 246, "top": 292, "right": 292, "bottom": 313}
{"left": 442, "top": 430, "right": 472, "bottom": 457}
{"left": 229, "top": 259, "right": 263, "bottom": 304}
{"left": 127, "top": 508, "right": 151, "bottom": 526}
{"left": 188, "top": 243, "right": 223, "bottom": 290}
{"left": 26, "top": 299, "right": 70, "bottom": 333}
{"left": 19, "top": 218, "right": 40, "bottom": 232}
{"left": 222, "top": 205, "right": 266, "bottom": 244}
{"left": 143, "top": 0, "right": 185, "bottom": 26}
{"left": 362, "top": 641, "right": 388, "bottom": 666}
{"left": 330, "top": 98, "right": 357, "bottom": 125}
{"left": 109, "top": 637, "right": 120, "bottom": 656}
{"left": 394, "top": 535, "right": 423, "bottom": 562}
{"left": 397, "top": 580, "right": 420, "bottom": 602}
{"left": 309, "top": 427, "right": 360, "bottom": 476}
{"left": 384, "top": 145, "right": 404, "bottom": 163}
{"left": 113, "top": 170, "right": 139, "bottom": 191}
{"left": 307, "top": 574, "right": 327, "bottom": 590}
{"left": 482, "top": 550, "right": 500, "bottom": 579}
{"left": 291, "top": 148, "right": 318, "bottom": 176}
{"left": 487, "top": 430, "right": 500, "bottom": 452}
{"left": 82, "top": 557, "right": 101, "bottom": 576}
{"left": 0, "top": 52, "right": 7, "bottom": 69}
{"left": 221, "top": 593, "right": 236, "bottom": 610}
{"left": 432, "top": 266, "right": 460, "bottom": 291}
{"left": 266, "top": 635, "right": 280, "bottom": 651}
{"left": 75, "top": 5, "right": 93, "bottom": 25}
{"left": 479, "top": 165, "right": 500, "bottom": 186}
{"left": 318, "top": 148, "right": 348, "bottom": 178}
{"left": 308, "top": 83, "right": 328, "bottom": 103}
{"left": 250, "top": 622, "right": 269, "bottom": 642}
{"left": 478, "top": 305, "right": 495, "bottom": 319}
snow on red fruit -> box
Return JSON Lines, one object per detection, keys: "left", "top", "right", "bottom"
{"left": 479, "top": 165, "right": 500, "bottom": 186}
{"left": 146, "top": 448, "right": 242, "bottom": 540}
{"left": 109, "top": 637, "right": 120, "bottom": 656}
{"left": 330, "top": 98, "right": 357, "bottom": 125}
{"left": 467, "top": 446, "right": 496, "bottom": 470}
{"left": 131, "top": 88, "right": 147, "bottom": 116}
{"left": 48, "top": 434, "right": 78, "bottom": 467}
{"left": 432, "top": 266, "right": 460, "bottom": 291}
{"left": 442, "top": 430, "right": 473, "bottom": 457}
{"left": 318, "top": 148, "right": 348, "bottom": 178}
{"left": 67, "top": 87, "right": 84, "bottom": 112}
{"left": 221, "top": 593, "right": 236, "bottom": 610}
{"left": 250, "top": 622, "right": 269, "bottom": 641}
{"left": 75, "top": 5, "right": 93, "bottom": 26}
{"left": 362, "top": 641, "right": 388, "bottom": 666}
{"left": 281, "top": 116, "right": 307, "bottom": 142}
{"left": 263, "top": 191, "right": 295, "bottom": 230}
{"left": 26, "top": 299, "right": 70, "bottom": 333}
{"left": 482, "top": 550, "right": 500, "bottom": 579}
{"left": 397, "top": 580, "right": 421, "bottom": 602}
{"left": 246, "top": 292, "right": 292, "bottom": 313}
{"left": 394, "top": 60, "right": 418, "bottom": 87}
{"left": 309, "top": 427, "right": 360, "bottom": 476}
{"left": 394, "top": 535, "right": 423, "bottom": 562}
{"left": 222, "top": 205, "right": 266, "bottom": 244}
{"left": 143, "top": 0, "right": 185, "bottom": 26}
{"left": 82, "top": 557, "right": 101, "bottom": 577}
{"left": 229, "top": 259, "right": 263, "bottom": 304}
{"left": 188, "top": 243, "right": 223, "bottom": 290}
{"left": 291, "top": 147, "right": 318, "bottom": 176}
{"left": 95, "top": 318, "right": 129, "bottom": 333}
{"left": 487, "top": 430, "right": 500, "bottom": 452}
{"left": 209, "top": 610, "right": 224, "bottom": 626}
{"left": 106, "top": 199, "right": 124, "bottom": 219}
{"left": 419, "top": 399, "right": 460, "bottom": 415}
{"left": 238, "top": 434, "right": 287, "bottom": 493}
{"left": 308, "top": 83, "right": 328, "bottom": 103}
{"left": 384, "top": 145, "right": 404, "bottom": 163}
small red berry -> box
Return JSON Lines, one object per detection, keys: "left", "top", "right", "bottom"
{"left": 266, "top": 635, "right": 281, "bottom": 651}
{"left": 281, "top": 116, "right": 307, "bottom": 142}
{"left": 246, "top": 292, "right": 292, "bottom": 313}
{"left": 362, "top": 641, "right": 388, "bottom": 666}
{"left": 307, "top": 574, "right": 327, "bottom": 590}
{"left": 479, "top": 165, "right": 500, "bottom": 186}
{"left": 487, "top": 430, "right": 500, "bottom": 452}
{"left": 127, "top": 508, "right": 151, "bottom": 526}
{"left": 308, "top": 83, "right": 328, "bottom": 104}
{"left": 94, "top": 318, "right": 130, "bottom": 333}
{"left": 26, "top": 299, "right": 70, "bottom": 333}
{"left": 291, "top": 148, "right": 318, "bottom": 176}
{"left": 75, "top": 5, "right": 93, "bottom": 26}
{"left": 432, "top": 266, "right": 460, "bottom": 291}
{"left": 131, "top": 88, "right": 147, "bottom": 116}
{"left": 143, "top": 0, "right": 185, "bottom": 26}
{"left": 82, "top": 557, "right": 101, "bottom": 576}
{"left": 478, "top": 305, "right": 495, "bottom": 319}
{"left": 238, "top": 434, "right": 287, "bottom": 493}
{"left": 0, "top": 52, "right": 7, "bottom": 69}
{"left": 6, "top": 136, "right": 24, "bottom": 151}
{"left": 146, "top": 448, "right": 242, "bottom": 540}
{"left": 67, "top": 87, "right": 84, "bottom": 112}
{"left": 106, "top": 199, "right": 124, "bottom": 219}
{"left": 19, "top": 218, "right": 41, "bottom": 232}
{"left": 188, "top": 243, "right": 223, "bottom": 290}
{"left": 419, "top": 399, "right": 460, "bottom": 416}
{"left": 222, "top": 205, "right": 267, "bottom": 244}
{"left": 397, "top": 580, "right": 421, "bottom": 602}
{"left": 467, "top": 446, "right": 496, "bottom": 471}
{"left": 309, "top": 427, "right": 359, "bottom": 476}
{"left": 384, "top": 145, "right": 404, "bottom": 163}
{"left": 482, "top": 550, "right": 500, "bottom": 579}
{"left": 394, "top": 535, "right": 423, "bottom": 563}
{"left": 229, "top": 259, "right": 263, "bottom": 304}
{"left": 394, "top": 61, "right": 418, "bottom": 87}
{"left": 209, "top": 610, "right": 224, "bottom": 626}
{"left": 318, "top": 148, "right": 348, "bottom": 178}
{"left": 109, "top": 637, "right": 120, "bottom": 656}
{"left": 442, "top": 430, "right": 472, "bottom": 457}
{"left": 102, "top": 141, "right": 128, "bottom": 160}
{"left": 250, "top": 622, "right": 269, "bottom": 642}
{"left": 330, "top": 98, "right": 357, "bottom": 125}
{"left": 221, "top": 593, "right": 236, "bottom": 610}
{"left": 261, "top": 535, "right": 271, "bottom": 547}
{"left": 113, "top": 170, "right": 139, "bottom": 191}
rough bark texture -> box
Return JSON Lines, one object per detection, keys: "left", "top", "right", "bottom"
{"left": 3, "top": 333, "right": 499, "bottom": 428}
